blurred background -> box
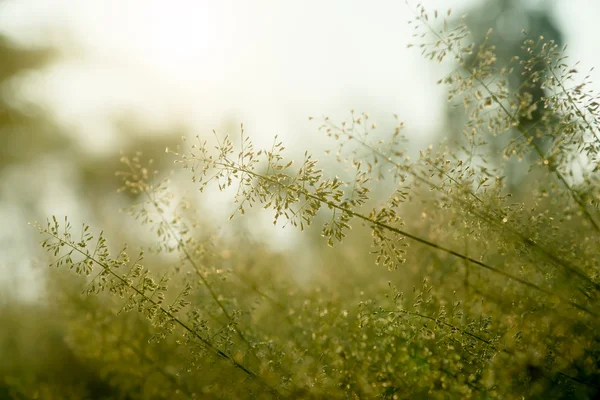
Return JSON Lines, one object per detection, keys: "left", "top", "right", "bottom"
{"left": 0, "top": 0, "right": 599, "bottom": 297}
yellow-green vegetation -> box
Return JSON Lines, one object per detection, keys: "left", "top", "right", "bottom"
{"left": 12, "top": 5, "right": 600, "bottom": 399}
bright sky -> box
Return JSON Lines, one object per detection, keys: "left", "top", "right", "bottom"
{"left": 0, "top": 0, "right": 475, "bottom": 154}
{"left": 1, "top": 0, "right": 599, "bottom": 153}
{"left": 1, "top": 0, "right": 599, "bottom": 154}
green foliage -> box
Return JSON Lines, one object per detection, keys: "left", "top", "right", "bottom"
{"left": 26, "top": 5, "right": 600, "bottom": 399}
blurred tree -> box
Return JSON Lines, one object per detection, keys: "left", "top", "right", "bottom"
{"left": 0, "top": 25, "right": 184, "bottom": 398}
{"left": 444, "top": 0, "right": 563, "bottom": 190}
{"left": 0, "top": 36, "right": 69, "bottom": 169}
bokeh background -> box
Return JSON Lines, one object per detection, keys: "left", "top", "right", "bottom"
{"left": 0, "top": 0, "right": 598, "bottom": 365}
{"left": 3, "top": 0, "right": 599, "bottom": 298}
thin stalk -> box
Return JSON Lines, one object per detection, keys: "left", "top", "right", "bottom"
{"left": 545, "top": 58, "right": 600, "bottom": 146}
{"left": 417, "top": 13, "right": 600, "bottom": 233}
{"left": 218, "top": 159, "right": 597, "bottom": 317}
{"left": 40, "top": 228, "right": 285, "bottom": 398}
{"left": 128, "top": 162, "right": 262, "bottom": 366}
{"left": 329, "top": 123, "right": 600, "bottom": 294}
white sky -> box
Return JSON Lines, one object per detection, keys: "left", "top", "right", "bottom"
{"left": 1, "top": 0, "right": 598, "bottom": 154}
{"left": 0, "top": 0, "right": 474, "bottom": 153}
{"left": 1, "top": 0, "right": 598, "bottom": 153}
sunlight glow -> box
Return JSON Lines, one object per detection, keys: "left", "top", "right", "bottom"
{"left": 87, "top": 0, "right": 227, "bottom": 85}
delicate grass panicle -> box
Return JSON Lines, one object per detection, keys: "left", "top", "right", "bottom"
{"left": 34, "top": 4, "right": 600, "bottom": 399}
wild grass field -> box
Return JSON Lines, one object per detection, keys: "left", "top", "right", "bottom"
{"left": 2, "top": 3, "right": 600, "bottom": 399}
